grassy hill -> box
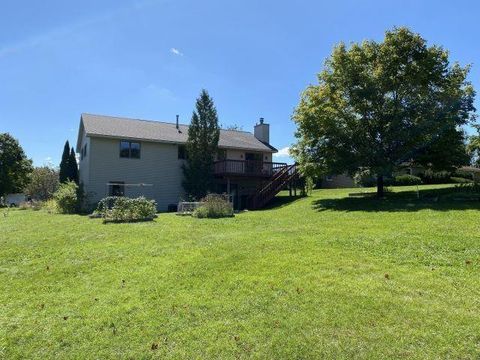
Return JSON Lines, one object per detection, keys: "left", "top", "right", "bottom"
{"left": 1, "top": 185, "right": 480, "bottom": 359}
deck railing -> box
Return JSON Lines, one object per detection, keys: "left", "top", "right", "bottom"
{"left": 213, "top": 160, "right": 287, "bottom": 177}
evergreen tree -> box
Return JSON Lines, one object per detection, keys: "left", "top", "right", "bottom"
{"left": 182, "top": 89, "right": 220, "bottom": 199}
{"left": 69, "top": 147, "right": 79, "bottom": 184}
{"left": 59, "top": 140, "right": 70, "bottom": 183}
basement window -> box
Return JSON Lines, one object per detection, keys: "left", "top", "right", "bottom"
{"left": 120, "top": 140, "right": 141, "bottom": 159}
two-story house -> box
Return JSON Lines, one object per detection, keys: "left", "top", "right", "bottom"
{"left": 76, "top": 113, "right": 298, "bottom": 211}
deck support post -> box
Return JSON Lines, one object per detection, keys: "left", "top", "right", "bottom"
{"left": 227, "top": 178, "right": 231, "bottom": 202}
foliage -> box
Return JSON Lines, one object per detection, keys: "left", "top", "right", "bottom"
{"left": 450, "top": 176, "right": 473, "bottom": 184}
{"left": 69, "top": 148, "right": 79, "bottom": 184}
{"left": 59, "top": 141, "right": 79, "bottom": 184}
{"left": 394, "top": 174, "right": 422, "bottom": 186}
{"left": 182, "top": 90, "right": 220, "bottom": 199}
{"left": 0, "top": 133, "right": 33, "bottom": 197}
{"left": 24, "top": 166, "right": 59, "bottom": 200}
{"left": 43, "top": 199, "right": 58, "bottom": 213}
{"left": 17, "top": 200, "right": 44, "bottom": 211}
{"left": 192, "top": 194, "right": 234, "bottom": 218}
{"left": 53, "top": 181, "right": 79, "bottom": 214}
{"left": 95, "top": 196, "right": 157, "bottom": 223}
{"left": 467, "top": 124, "right": 480, "bottom": 166}
{"left": 3, "top": 185, "right": 480, "bottom": 358}
{"left": 292, "top": 27, "right": 476, "bottom": 197}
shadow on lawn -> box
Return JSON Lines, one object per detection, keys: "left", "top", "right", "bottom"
{"left": 262, "top": 194, "right": 305, "bottom": 210}
{"left": 313, "top": 187, "right": 480, "bottom": 212}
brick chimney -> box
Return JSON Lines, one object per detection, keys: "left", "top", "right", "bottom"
{"left": 254, "top": 117, "right": 269, "bottom": 144}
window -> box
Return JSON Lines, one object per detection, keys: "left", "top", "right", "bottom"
{"left": 109, "top": 181, "right": 125, "bottom": 196}
{"left": 217, "top": 149, "right": 227, "bottom": 160}
{"left": 120, "top": 140, "right": 140, "bottom": 158}
{"left": 80, "top": 144, "right": 87, "bottom": 161}
{"left": 178, "top": 145, "right": 187, "bottom": 160}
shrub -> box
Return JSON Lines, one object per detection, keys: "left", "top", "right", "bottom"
{"left": 43, "top": 199, "right": 58, "bottom": 213}
{"left": 95, "top": 196, "right": 157, "bottom": 223}
{"left": 54, "top": 181, "right": 79, "bottom": 214}
{"left": 192, "top": 194, "right": 234, "bottom": 218}
{"left": 420, "top": 170, "right": 451, "bottom": 184}
{"left": 394, "top": 174, "right": 422, "bottom": 186}
{"left": 451, "top": 176, "right": 473, "bottom": 184}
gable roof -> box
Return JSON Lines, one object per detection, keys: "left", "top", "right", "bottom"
{"left": 76, "top": 113, "right": 277, "bottom": 153}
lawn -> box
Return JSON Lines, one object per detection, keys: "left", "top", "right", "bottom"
{"left": 1, "top": 184, "right": 480, "bottom": 359}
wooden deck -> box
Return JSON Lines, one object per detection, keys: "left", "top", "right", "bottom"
{"left": 213, "top": 160, "right": 287, "bottom": 178}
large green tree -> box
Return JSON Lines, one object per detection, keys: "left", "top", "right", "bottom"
{"left": 0, "top": 133, "right": 33, "bottom": 197}
{"left": 182, "top": 89, "right": 220, "bottom": 199}
{"left": 292, "top": 28, "right": 476, "bottom": 196}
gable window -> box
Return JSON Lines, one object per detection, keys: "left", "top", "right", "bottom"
{"left": 120, "top": 140, "right": 141, "bottom": 159}
{"left": 178, "top": 145, "right": 187, "bottom": 160}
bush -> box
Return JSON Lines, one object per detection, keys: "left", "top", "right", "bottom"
{"left": 394, "top": 174, "right": 422, "bottom": 186}
{"left": 450, "top": 176, "right": 473, "bottom": 184}
{"left": 192, "top": 194, "right": 234, "bottom": 218}
{"left": 420, "top": 170, "right": 451, "bottom": 184}
{"left": 95, "top": 196, "right": 157, "bottom": 223}
{"left": 54, "top": 181, "right": 79, "bottom": 214}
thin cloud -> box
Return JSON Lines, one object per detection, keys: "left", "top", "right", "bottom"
{"left": 0, "top": 0, "right": 161, "bottom": 59}
{"left": 170, "top": 48, "right": 183, "bottom": 56}
{"left": 274, "top": 146, "right": 291, "bottom": 158}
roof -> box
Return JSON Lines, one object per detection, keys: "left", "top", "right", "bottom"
{"left": 76, "top": 113, "right": 277, "bottom": 153}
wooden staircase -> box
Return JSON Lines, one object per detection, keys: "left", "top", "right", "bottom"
{"left": 247, "top": 163, "right": 298, "bottom": 210}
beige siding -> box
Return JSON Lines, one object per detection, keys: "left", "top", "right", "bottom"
{"left": 321, "top": 174, "right": 356, "bottom": 188}
{"left": 86, "top": 137, "right": 185, "bottom": 211}
{"left": 78, "top": 135, "right": 90, "bottom": 187}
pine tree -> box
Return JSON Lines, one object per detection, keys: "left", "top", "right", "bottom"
{"left": 59, "top": 140, "right": 70, "bottom": 183}
{"left": 69, "top": 147, "right": 79, "bottom": 184}
{"left": 182, "top": 89, "right": 220, "bottom": 199}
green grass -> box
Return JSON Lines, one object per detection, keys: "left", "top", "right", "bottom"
{"left": 1, "top": 184, "right": 480, "bottom": 359}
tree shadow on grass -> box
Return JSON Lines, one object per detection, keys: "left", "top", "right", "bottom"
{"left": 261, "top": 194, "right": 306, "bottom": 210}
{"left": 312, "top": 187, "right": 480, "bottom": 212}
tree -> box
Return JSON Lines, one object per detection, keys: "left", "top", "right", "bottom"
{"left": 59, "top": 141, "right": 79, "bottom": 184}
{"left": 292, "top": 27, "right": 476, "bottom": 197}
{"left": 69, "top": 147, "right": 79, "bottom": 184}
{"left": 59, "top": 140, "right": 70, "bottom": 183}
{"left": 0, "top": 133, "right": 33, "bottom": 197}
{"left": 182, "top": 89, "right": 220, "bottom": 199}
{"left": 467, "top": 125, "right": 480, "bottom": 167}
{"left": 24, "top": 166, "right": 59, "bottom": 200}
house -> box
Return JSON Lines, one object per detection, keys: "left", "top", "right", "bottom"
{"left": 76, "top": 113, "right": 298, "bottom": 211}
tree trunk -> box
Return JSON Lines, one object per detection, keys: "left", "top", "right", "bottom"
{"left": 377, "top": 175, "right": 384, "bottom": 198}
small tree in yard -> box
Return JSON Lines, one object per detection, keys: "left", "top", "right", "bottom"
{"left": 25, "top": 166, "right": 59, "bottom": 200}
{"left": 0, "top": 133, "right": 33, "bottom": 197}
{"left": 292, "top": 27, "right": 476, "bottom": 197}
{"left": 59, "top": 141, "right": 79, "bottom": 184}
{"left": 182, "top": 89, "right": 220, "bottom": 199}
{"left": 69, "top": 147, "right": 79, "bottom": 184}
{"left": 59, "top": 141, "right": 70, "bottom": 183}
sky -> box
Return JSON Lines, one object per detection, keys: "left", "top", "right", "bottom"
{"left": 0, "top": 0, "right": 479, "bottom": 166}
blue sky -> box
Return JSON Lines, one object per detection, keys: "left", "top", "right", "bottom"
{"left": 1, "top": 0, "right": 478, "bottom": 166}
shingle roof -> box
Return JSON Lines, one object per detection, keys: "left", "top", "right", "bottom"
{"left": 77, "top": 113, "right": 277, "bottom": 153}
